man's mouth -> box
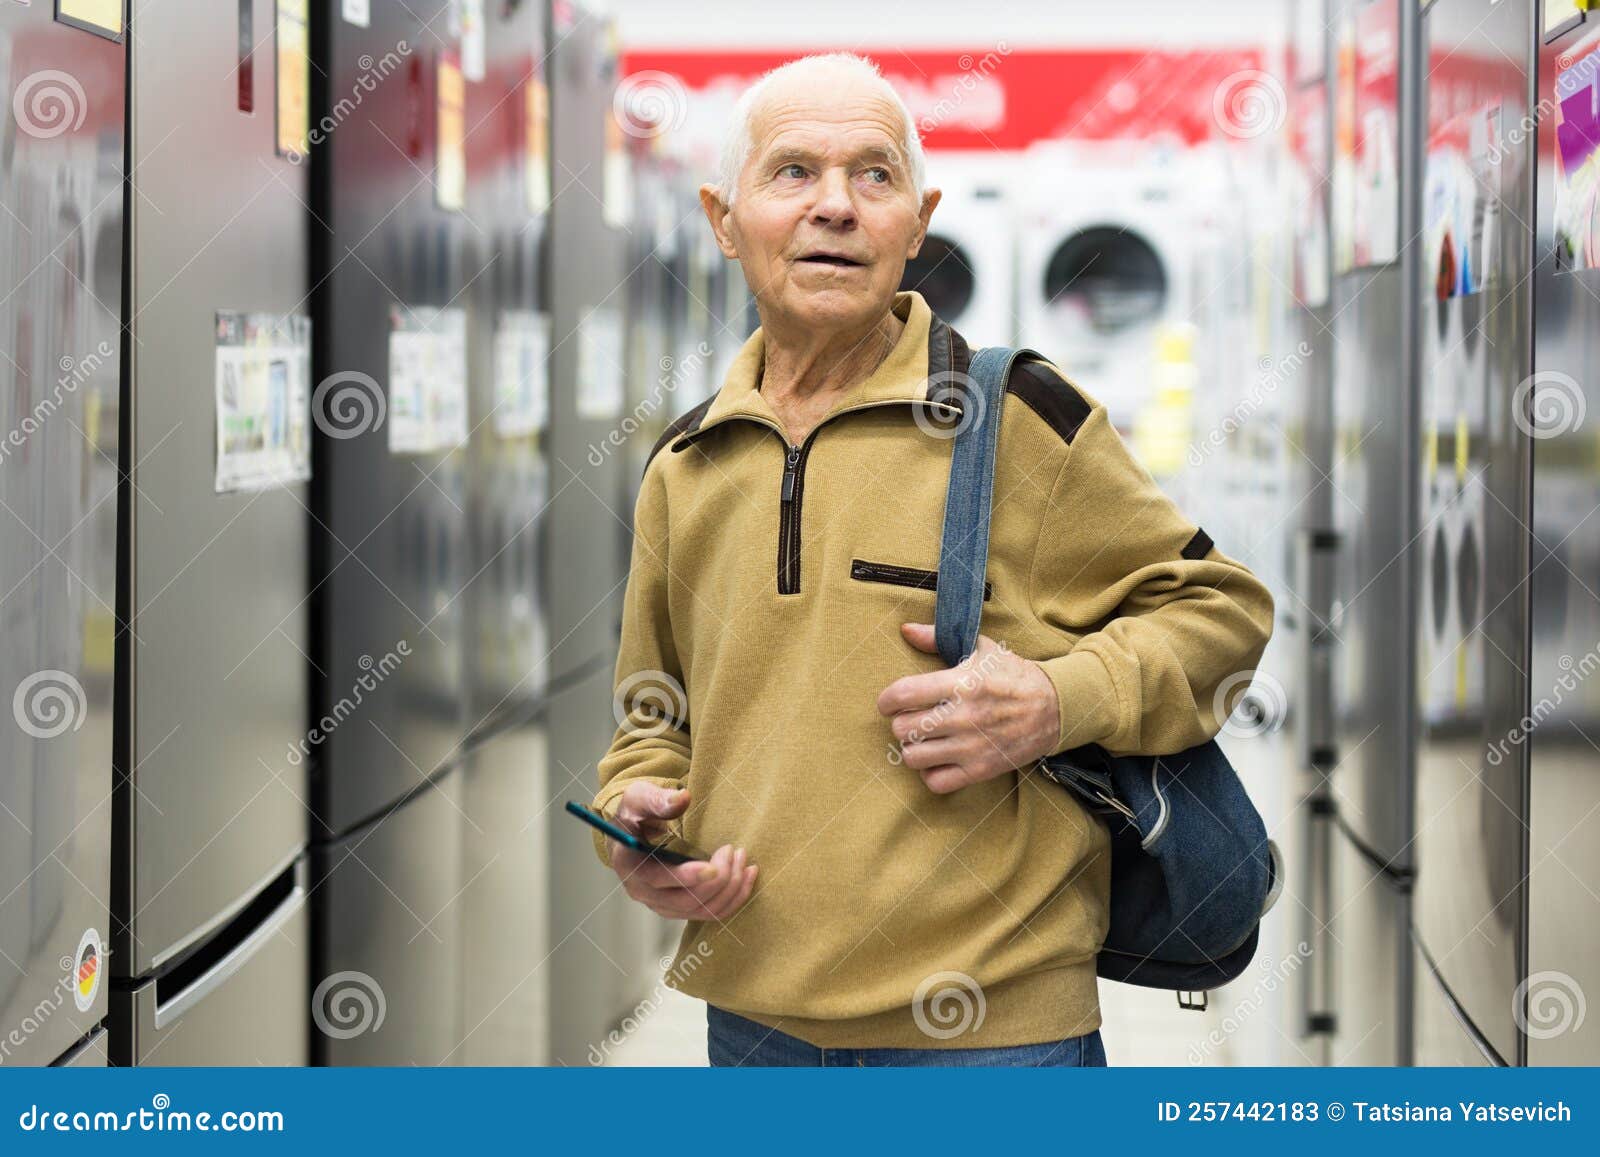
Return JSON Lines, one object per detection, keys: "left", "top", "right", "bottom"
{"left": 796, "top": 252, "right": 866, "bottom": 268}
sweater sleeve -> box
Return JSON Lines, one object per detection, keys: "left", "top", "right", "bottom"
{"left": 1029, "top": 401, "right": 1276, "bottom": 757}
{"left": 590, "top": 464, "right": 691, "bottom": 867}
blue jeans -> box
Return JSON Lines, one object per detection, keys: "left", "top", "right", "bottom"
{"left": 706, "top": 1005, "right": 1107, "bottom": 1067}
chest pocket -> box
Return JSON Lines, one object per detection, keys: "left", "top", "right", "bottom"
{"left": 848, "top": 558, "right": 992, "bottom": 601}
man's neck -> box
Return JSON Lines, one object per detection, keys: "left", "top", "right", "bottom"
{"left": 757, "top": 309, "right": 905, "bottom": 407}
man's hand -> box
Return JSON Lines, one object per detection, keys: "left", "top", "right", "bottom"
{"left": 876, "top": 622, "right": 1061, "bottom": 794}
{"left": 606, "top": 781, "right": 758, "bottom": 920}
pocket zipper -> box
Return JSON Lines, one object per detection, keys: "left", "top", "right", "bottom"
{"left": 849, "top": 558, "right": 992, "bottom": 600}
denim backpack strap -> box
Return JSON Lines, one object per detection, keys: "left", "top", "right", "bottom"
{"left": 932, "top": 345, "right": 1122, "bottom": 811}
{"left": 933, "top": 346, "right": 1042, "bottom": 668}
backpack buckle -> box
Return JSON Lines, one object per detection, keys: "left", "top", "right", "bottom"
{"left": 1176, "top": 990, "right": 1208, "bottom": 1012}
{"left": 1095, "top": 790, "right": 1137, "bottom": 823}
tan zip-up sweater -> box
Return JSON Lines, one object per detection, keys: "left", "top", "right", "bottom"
{"left": 591, "top": 290, "right": 1274, "bottom": 1049}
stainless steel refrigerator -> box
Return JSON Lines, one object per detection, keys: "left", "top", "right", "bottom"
{"left": 456, "top": 0, "right": 559, "bottom": 1066}
{"left": 1280, "top": 0, "right": 1342, "bottom": 1065}
{"left": 1409, "top": 0, "right": 1534, "bottom": 1067}
{"left": 110, "top": 0, "right": 311, "bottom": 1066}
{"left": 543, "top": 0, "right": 671, "bottom": 1065}
{"left": 1527, "top": 6, "right": 1600, "bottom": 1068}
{"left": 1322, "top": 0, "right": 1417, "bottom": 1068}
{"left": 0, "top": 1, "right": 123, "bottom": 1068}
{"left": 308, "top": 0, "right": 471, "bottom": 1066}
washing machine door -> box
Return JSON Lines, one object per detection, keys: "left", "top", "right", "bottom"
{"left": 900, "top": 234, "right": 976, "bottom": 324}
{"left": 1043, "top": 225, "right": 1168, "bottom": 334}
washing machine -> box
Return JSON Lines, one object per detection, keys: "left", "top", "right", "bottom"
{"left": 1015, "top": 141, "right": 1223, "bottom": 433}
{"left": 899, "top": 152, "right": 1018, "bottom": 349}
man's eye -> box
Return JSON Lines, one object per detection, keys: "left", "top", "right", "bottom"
{"left": 864, "top": 167, "right": 889, "bottom": 183}
{"left": 778, "top": 164, "right": 807, "bottom": 179}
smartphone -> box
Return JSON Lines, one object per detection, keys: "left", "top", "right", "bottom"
{"left": 564, "top": 800, "right": 706, "bottom": 864}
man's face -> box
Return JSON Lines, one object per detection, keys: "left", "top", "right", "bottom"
{"left": 702, "top": 71, "right": 940, "bottom": 334}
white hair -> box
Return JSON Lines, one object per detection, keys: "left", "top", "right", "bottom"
{"left": 715, "top": 52, "right": 927, "bottom": 207}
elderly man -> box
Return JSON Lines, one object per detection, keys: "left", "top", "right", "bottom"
{"left": 588, "top": 53, "right": 1274, "bottom": 1067}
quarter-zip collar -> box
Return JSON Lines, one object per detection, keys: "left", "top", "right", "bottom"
{"left": 671, "top": 290, "right": 962, "bottom": 453}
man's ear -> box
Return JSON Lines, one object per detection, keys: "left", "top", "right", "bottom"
{"left": 907, "top": 187, "right": 943, "bottom": 259}
{"left": 700, "top": 183, "right": 738, "bottom": 259}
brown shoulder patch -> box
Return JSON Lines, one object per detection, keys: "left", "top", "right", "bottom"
{"left": 1181, "top": 527, "right": 1215, "bottom": 560}
{"left": 1007, "top": 359, "right": 1093, "bottom": 445}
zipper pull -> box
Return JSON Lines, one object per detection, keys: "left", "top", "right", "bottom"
{"left": 781, "top": 445, "right": 800, "bottom": 501}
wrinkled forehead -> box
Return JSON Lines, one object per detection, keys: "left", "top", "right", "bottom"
{"left": 744, "top": 78, "right": 911, "bottom": 167}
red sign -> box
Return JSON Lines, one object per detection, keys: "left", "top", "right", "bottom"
{"left": 621, "top": 48, "right": 1268, "bottom": 150}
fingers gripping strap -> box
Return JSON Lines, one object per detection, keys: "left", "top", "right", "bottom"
{"left": 933, "top": 347, "right": 1043, "bottom": 668}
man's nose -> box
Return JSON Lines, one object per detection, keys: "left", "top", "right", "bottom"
{"left": 808, "top": 167, "right": 857, "bottom": 227}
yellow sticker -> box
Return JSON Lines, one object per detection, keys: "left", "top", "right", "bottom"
{"left": 56, "top": 0, "right": 123, "bottom": 38}
{"left": 276, "top": 0, "right": 310, "bottom": 158}
{"left": 437, "top": 58, "right": 466, "bottom": 212}
{"left": 525, "top": 76, "right": 550, "bottom": 215}
{"left": 1454, "top": 412, "right": 1469, "bottom": 483}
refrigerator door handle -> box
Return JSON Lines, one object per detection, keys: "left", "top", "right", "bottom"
{"left": 153, "top": 863, "right": 307, "bottom": 1031}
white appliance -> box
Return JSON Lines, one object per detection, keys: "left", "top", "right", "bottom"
{"left": 1015, "top": 141, "right": 1222, "bottom": 433}
{"left": 901, "top": 152, "right": 1019, "bottom": 348}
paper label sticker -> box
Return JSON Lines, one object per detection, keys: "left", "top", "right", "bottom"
{"left": 577, "top": 309, "right": 625, "bottom": 420}
{"left": 1352, "top": 0, "right": 1400, "bottom": 267}
{"left": 1545, "top": 0, "right": 1585, "bottom": 37}
{"left": 492, "top": 311, "right": 551, "bottom": 438}
{"left": 56, "top": 0, "right": 123, "bottom": 39}
{"left": 1290, "top": 79, "right": 1329, "bottom": 307}
{"left": 342, "top": 0, "right": 371, "bottom": 27}
{"left": 1554, "top": 33, "right": 1600, "bottom": 272}
{"left": 214, "top": 311, "right": 312, "bottom": 493}
{"left": 460, "top": 0, "right": 486, "bottom": 83}
{"left": 388, "top": 306, "right": 468, "bottom": 454}
{"left": 602, "top": 105, "right": 632, "bottom": 228}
